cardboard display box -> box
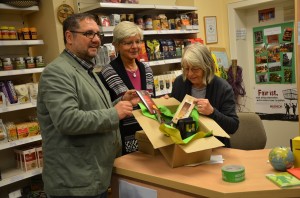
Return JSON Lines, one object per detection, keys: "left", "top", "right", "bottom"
{"left": 133, "top": 97, "right": 230, "bottom": 168}
{"left": 135, "top": 130, "right": 160, "bottom": 156}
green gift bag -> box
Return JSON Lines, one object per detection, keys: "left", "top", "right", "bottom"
{"left": 138, "top": 103, "right": 212, "bottom": 144}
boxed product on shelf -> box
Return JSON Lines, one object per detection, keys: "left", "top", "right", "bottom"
{"left": 16, "top": 123, "right": 29, "bottom": 139}
{"left": 35, "top": 146, "right": 43, "bottom": 168}
{"left": 0, "top": 119, "right": 8, "bottom": 144}
{"left": 137, "top": 41, "right": 148, "bottom": 62}
{"left": 5, "top": 122, "right": 18, "bottom": 141}
{"left": 27, "top": 121, "right": 40, "bottom": 136}
{"left": 26, "top": 82, "right": 39, "bottom": 103}
{"left": 0, "top": 91, "right": 5, "bottom": 108}
{"left": 14, "top": 84, "right": 30, "bottom": 104}
{"left": 0, "top": 80, "right": 18, "bottom": 104}
{"left": 14, "top": 147, "right": 38, "bottom": 171}
{"left": 109, "top": 14, "right": 120, "bottom": 26}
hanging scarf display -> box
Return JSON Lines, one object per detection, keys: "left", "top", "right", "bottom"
{"left": 227, "top": 60, "right": 246, "bottom": 101}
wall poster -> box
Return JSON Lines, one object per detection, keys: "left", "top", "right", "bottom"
{"left": 253, "top": 22, "right": 295, "bottom": 84}
{"left": 253, "top": 22, "right": 297, "bottom": 121}
{"left": 255, "top": 85, "right": 298, "bottom": 121}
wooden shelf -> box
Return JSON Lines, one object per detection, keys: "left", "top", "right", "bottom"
{"left": 143, "top": 58, "right": 181, "bottom": 67}
{"left": 102, "top": 29, "right": 199, "bottom": 37}
{"left": 0, "top": 68, "right": 44, "bottom": 77}
{"left": 0, "top": 3, "right": 39, "bottom": 15}
{"left": 0, "top": 135, "right": 41, "bottom": 151}
{"left": 79, "top": 3, "right": 197, "bottom": 14}
{"left": 0, "top": 102, "right": 36, "bottom": 113}
{"left": 0, "top": 167, "right": 42, "bottom": 187}
{"left": 0, "top": 40, "right": 44, "bottom": 46}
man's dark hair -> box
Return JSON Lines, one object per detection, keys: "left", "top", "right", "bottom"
{"left": 63, "top": 13, "right": 97, "bottom": 44}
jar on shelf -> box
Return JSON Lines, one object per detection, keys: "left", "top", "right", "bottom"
{"left": 17, "top": 28, "right": 23, "bottom": 40}
{"left": 0, "top": 58, "right": 3, "bottom": 70}
{"left": 14, "top": 57, "right": 26, "bottom": 69}
{"left": 0, "top": 26, "right": 10, "bottom": 40}
{"left": 175, "top": 15, "right": 181, "bottom": 30}
{"left": 34, "top": 56, "right": 45, "bottom": 67}
{"left": 22, "top": 27, "right": 31, "bottom": 40}
{"left": 8, "top": 26, "right": 17, "bottom": 40}
{"left": 143, "top": 15, "right": 153, "bottom": 30}
{"left": 25, "top": 57, "right": 35, "bottom": 68}
{"left": 135, "top": 15, "right": 144, "bottom": 30}
{"left": 2, "top": 58, "right": 13, "bottom": 70}
{"left": 29, "top": 27, "right": 37, "bottom": 40}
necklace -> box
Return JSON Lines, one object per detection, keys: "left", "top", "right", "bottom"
{"left": 128, "top": 70, "right": 137, "bottom": 78}
{"left": 126, "top": 68, "right": 138, "bottom": 78}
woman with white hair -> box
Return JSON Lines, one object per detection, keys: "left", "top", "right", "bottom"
{"left": 99, "top": 21, "right": 154, "bottom": 155}
{"left": 171, "top": 43, "right": 239, "bottom": 147}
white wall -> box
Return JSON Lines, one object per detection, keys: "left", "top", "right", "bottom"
{"left": 228, "top": 0, "right": 298, "bottom": 148}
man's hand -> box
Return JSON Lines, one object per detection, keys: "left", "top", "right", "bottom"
{"left": 122, "top": 90, "right": 140, "bottom": 106}
{"left": 114, "top": 101, "right": 133, "bottom": 120}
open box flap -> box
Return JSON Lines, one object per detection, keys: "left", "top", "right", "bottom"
{"left": 198, "top": 115, "right": 230, "bottom": 138}
{"left": 133, "top": 110, "right": 174, "bottom": 149}
{"left": 179, "top": 137, "right": 224, "bottom": 153}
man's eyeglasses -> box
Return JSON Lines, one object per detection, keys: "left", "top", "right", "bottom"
{"left": 121, "top": 40, "right": 142, "bottom": 47}
{"left": 70, "top": 30, "right": 103, "bottom": 40}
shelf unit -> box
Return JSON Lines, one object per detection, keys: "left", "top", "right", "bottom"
{"left": 0, "top": 68, "right": 44, "bottom": 77}
{"left": 78, "top": 2, "right": 197, "bottom": 97}
{"left": 78, "top": 2, "right": 197, "bottom": 13}
{"left": 0, "top": 167, "right": 42, "bottom": 188}
{"left": 0, "top": 3, "right": 38, "bottom": 14}
{"left": 0, "top": 3, "right": 44, "bottom": 196}
{"left": 0, "top": 40, "right": 44, "bottom": 46}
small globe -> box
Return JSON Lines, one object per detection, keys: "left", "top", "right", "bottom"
{"left": 269, "top": 147, "right": 294, "bottom": 171}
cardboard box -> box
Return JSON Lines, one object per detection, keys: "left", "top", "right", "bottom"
{"left": 135, "top": 130, "right": 160, "bottom": 156}
{"left": 36, "top": 146, "right": 43, "bottom": 168}
{"left": 292, "top": 136, "right": 300, "bottom": 168}
{"left": 14, "top": 147, "right": 37, "bottom": 171}
{"left": 133, "top": 97, "right": 229, "bottom": 168}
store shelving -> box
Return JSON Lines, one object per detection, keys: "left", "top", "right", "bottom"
{"left": 0, "top": 68, "right": 44, "bottom": 77}
{"left": 0, "top": 40, "right": 44, "bottom": 46}
{"left": 0, "top": 4, "right": 43, "bottom": 194}
{"left": 0, "top": 135, "right": 41, "bottom": 151}
{"left": 0, "top": 102, "right": 37, "bottom": 113}
{"left": 0, "top": 167, "right": 42, "bottom": 188}
{"left": 0, "top": 3, "right": 38, "bottom": 14}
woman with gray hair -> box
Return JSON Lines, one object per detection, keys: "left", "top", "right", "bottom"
{"left": 99, "top": 21, "right": 154, "bottom": 155}
{"left": 171, "top": 43, "right": 239, "bottom": 147}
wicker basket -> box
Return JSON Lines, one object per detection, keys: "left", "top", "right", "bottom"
{"left": 0, "top": 0, "right": 39, "bottom": 8}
